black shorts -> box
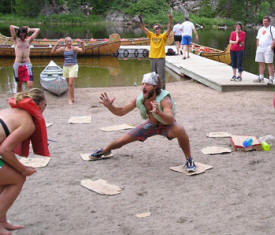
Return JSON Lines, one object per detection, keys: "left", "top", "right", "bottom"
{"left": 174, "top": 35, "right": 182, "bottom": 42}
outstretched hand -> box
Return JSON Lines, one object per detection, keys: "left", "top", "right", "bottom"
{"left": 100, "top": 92, "right": 116, "bottom": 108}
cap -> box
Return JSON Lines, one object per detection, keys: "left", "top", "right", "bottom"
{"left": 142, "top": 72, "right": 159, "bottom": 85}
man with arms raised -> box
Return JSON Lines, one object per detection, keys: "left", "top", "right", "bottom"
{"left": 139, "top": 14, "right": 173, "bottom": 89}
{"left": 9, "top": 25, "right": 40, "bottom": 92}
{"left": 90, "top": 72, "right": 196, "bottom": 172}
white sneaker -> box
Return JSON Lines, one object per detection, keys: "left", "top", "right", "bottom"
{"left": 268, "top": 78, "right": 273, "bottom": 85}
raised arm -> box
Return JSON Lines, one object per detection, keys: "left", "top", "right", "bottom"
{"left": 138, "top": 14, "right": 149, "bottom": 35}
{"left": 27, "top": 27, "right": 40, "bottom": 43}
{"left": 166, "top": 14, "right": 173, "bottom": 36}
{"left": 9, "top": 25, "right": 18, "bottom": 40}
{"left": 73, "top": 40, "right": 85, "bottom": 53}
{"left": 99, "top": 92, "right": 136, "bottom": 116}
{"left": 51, "top": 39, "right": 64, "bottom": 54}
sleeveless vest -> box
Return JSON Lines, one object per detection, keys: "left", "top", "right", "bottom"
{"left": 136, "top": 89, "right": 176, "bottom": 124}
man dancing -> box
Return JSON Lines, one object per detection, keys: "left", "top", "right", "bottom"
{"left": 9, "top": 25, "right": 40, "bottom": 92}
{"left": 90, "top": 72, "right": 196, "bottom": 172}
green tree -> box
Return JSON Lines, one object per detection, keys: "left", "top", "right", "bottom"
{"left": 15, "top": 0, "right": 45, "bottom": 17}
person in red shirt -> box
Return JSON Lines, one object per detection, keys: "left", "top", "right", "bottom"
{"left": 229, "top": 22, "right": 246, "bottom": 81}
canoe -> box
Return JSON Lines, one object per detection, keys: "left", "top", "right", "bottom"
{"left": 191, "top": 43, "right": 231, "bottom": 65}
{"left": 40, "top": 60, "right": 68, "bottom": 96}
{"left": 0, "top": 34, "right": 121, "bottom": 57}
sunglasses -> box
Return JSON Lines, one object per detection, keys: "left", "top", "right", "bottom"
{"left": 154, "top": 27, "right": 161, "bottom": 30}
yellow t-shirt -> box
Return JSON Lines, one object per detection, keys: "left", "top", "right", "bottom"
{"left": 147, "top": 31, "right": 168, "bottom": 59}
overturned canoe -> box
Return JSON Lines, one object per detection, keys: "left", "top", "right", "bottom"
{"left": 191, "top": 43, "right": 231, "bottom": 65}
{"left": 40, "top": 60, "right": 68, "bottom": 96}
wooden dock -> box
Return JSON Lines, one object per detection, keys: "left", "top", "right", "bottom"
{"left": 118, "top": 45, "right": 274, "bottom": 92}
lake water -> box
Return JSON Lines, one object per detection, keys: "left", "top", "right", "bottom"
{"left": 0, "top": 23, "right": 260, "bottom": 93}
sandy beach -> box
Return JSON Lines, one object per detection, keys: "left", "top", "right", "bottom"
{"left": 2, "top": 79, "right": 275, "bottom": 235}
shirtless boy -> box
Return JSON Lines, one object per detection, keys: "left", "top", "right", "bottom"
{"left": 9, "top": 25, "right": 40, "bottom": 92}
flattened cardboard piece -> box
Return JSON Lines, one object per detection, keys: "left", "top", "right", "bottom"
{"left": 80, "top": 153, "right": 114, "bottom": 161}
{"left": 170, "top": 162, "right": 213, "bottom": 176}
{"left": 207, "top": 132, "right": 231, "bottom": 138}
{"left": 46, "top": 122, "right": 53, "bottom": 128}
{"left": 230, "top": 135, "right": 262, "bottom": 151}
{"left": 100, "top": 123, "right": 134, "bottom": 132}
{"left": 80, "top": 179, "right": 122, "bottom": 195}
{"left": 201, "top": 146, "right": 232, "bottom": 155}
{"left": 19, "top": 157, "right": 51, "bottom": 168}
{"left": 135, "top": 212, "right": 151, "bottom": 218}
{"left": 68, "top": 116, "right": 91, "bottom": 124}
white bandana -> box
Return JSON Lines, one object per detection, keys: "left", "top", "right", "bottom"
{"left": 142, "top": 72, "right": 159, "bottom": 85}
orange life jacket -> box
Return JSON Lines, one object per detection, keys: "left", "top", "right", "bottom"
{"left": 8, "top": 97, "right": 50, "bottom": 157}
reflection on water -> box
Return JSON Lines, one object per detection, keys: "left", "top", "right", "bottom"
{"left": 0, "top": 57, "right": 178, "bottom": 94}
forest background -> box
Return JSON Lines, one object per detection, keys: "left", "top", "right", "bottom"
{"left": 0, "top": 0, "right": 274, "bottom": 28}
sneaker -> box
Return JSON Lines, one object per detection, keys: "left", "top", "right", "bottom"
{"left": 253, "top": 77, "right": 264, "bottom": 83}
{"left": 90, "top": 148, "right": 111, "bottom": 160}
{"left": 268, "top": 78, "right": 273, "bottom": 85}
{"left": 185, "top": 158, "right": 196, "bottom": 172}
{"left": 236, "top": 76, "right": 242, "bottom": 82}
{"left": 230, "top": 75, "right": 236, "bottom": 81}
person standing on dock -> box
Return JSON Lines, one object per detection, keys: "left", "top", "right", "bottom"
{"left": 254, "top": 16, "right": 275, "bottom": 84}
{"left": 51, "top": 37, "right": 85, "bottom": 104}
{"left": 9, "top": 25, "right": 40, "bottom": 93}
{"left": 180, "top": 17, "right": 199, "bottom": 60}
{"left": 138, "top": 14, "right": 173, "bottom": 90}
{"left": 172, "top": 21, "right": 182, "bottom": 55}
{"left": 229, "top": 22, "right": 246, "bottom": 82}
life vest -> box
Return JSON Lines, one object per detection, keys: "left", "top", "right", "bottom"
{"left": 8, "top": 97, "right": 50, "bottom": 157}
{"left": 136, "top": 89, "right": 176, "bottom": 125}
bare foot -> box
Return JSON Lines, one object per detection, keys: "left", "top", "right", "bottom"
{"left": 0, "top": 221, "right": 24, "bottom": 231}
{"left": 0, "top": 225, "right": 11, "bottom": 235}
{"left": 68, "top": 100, "right": 74, "bottom": 105}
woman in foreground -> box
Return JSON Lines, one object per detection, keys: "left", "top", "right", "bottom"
{"left": 0, "top": 88, "right": 50, "bottom": 235}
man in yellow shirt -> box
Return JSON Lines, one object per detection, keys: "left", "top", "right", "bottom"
{"left": 139, "top": 14, "right": 173, "bottom": 89}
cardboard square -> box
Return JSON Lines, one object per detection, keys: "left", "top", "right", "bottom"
{"left": 207, "top": 132, "right": 231, "bottom": 138}
{"left": 135, "top": 212, "right": 151, "bottom": 218}
{"left": 230, "top": 135, "right": 262, "bottom": 151}
{"left": 80, "top": 178, "right": 122, "bottom": 195}
{"left": 80, "top": 153, "right": 114, "bottom": 161}
{"left": 170, "top": 162, "right": 213, "bottom": 176}
{"left": 68, "top": 116, "right": 91, "bottom": 124}
{"left": 201, "top": 146, "right": 232, "bottom": 155}
{"left": 99, "top": 123, "right": 134, "bottom": 132}
{"left": 19, "top": 157, "right": 51, "bottom": 168}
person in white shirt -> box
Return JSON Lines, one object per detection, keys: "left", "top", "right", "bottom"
{"left": 172, "top": 21, "right": 182, "bottom": 55}
{"left": 254, "top": 16, "right": 275, "bottom": 84}
{"left": 180, "top": 17, "right": 199, "bottom": 59}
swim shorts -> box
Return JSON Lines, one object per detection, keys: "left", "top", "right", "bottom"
{"left": 63, "top": 64, "right": 79, "bottom": 78}
{"left": 128, "top": 120, "right": 174, "bottom": 142}
{"left": 174, "top": 35, "right": 182, "bottom": 42}
{"left": 13, "top": 63, "right": 33, "bottom": 82}
{"left": 181, "top": 35, "right": 192, "bottom": 46}
{"left": 255, "top": 46, "right": 274, "bottom": 64}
